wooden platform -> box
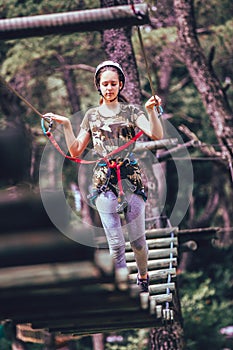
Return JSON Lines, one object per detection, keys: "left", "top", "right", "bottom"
{"left": 0, "top": 188, "right": 218, "bottom": 338}
{"left": 0, "top": 228, "right": 178, "bottom": 336}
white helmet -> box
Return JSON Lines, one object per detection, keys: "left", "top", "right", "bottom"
{"left": 94, "top": 60, "right": 125, "bottom": 90}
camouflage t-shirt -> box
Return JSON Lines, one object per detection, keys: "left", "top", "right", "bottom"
{"left": 80, "top": 103, "right": 145, "bottom": 157}
{"left": 80, "top": 103, "right": 147, "bottom": 199}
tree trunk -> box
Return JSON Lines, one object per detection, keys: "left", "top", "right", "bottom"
{"left": 174, "top": 0, "right": 233, "bottom": 170}
{"left": 100, "top": 1, "right": 184, "bottom": 349}
{"left": 100, "top": 0, "right": 142, "bottom": 104}
{"left": 56, "top": 54, "right": 81, "bottom": 115}
{"left": 0, "top": 76, "right": 32, "bottom": 185}
{"left": 150, "top": 321, "right": 184, "bottom": 350}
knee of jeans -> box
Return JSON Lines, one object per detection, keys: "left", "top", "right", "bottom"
{"left": 131, "top": 236, "right": 147, "bottom": 252}
{"left": 110, "top": 244, "right": 125, "bottom": 258}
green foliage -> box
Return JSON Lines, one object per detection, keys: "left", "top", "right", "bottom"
{"left": 194, "top": 0, "right": 233, "bottom": 27}
{"left": 0, "top": 0, "right": 98, "bottom": 18}
{"left": 0, "top": 339, "right": 43, "bottom": 349}
{"left": 179, "top": 246, "right": 233, "bottom": 349}
{"left": 0, "top": 338, "right": 11, "bottom": 350}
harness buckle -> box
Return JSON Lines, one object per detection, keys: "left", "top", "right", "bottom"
{"left": 41, "top": 116, "right": 53, "bottom": 135}
{"left": 116, "top": 198, "right": 128, "bottom": 214}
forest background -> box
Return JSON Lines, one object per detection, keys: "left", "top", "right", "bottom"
{"left": 0, "top": 0, "right": 232, "bottom": 349}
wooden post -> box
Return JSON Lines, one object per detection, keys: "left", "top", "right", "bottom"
{"left": 0, "top": 4, "right": 149, "bottom": 40}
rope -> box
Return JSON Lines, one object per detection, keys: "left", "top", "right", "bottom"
{"left": 129, "top": 0, "right": 163, "bottom": 118}
{"left": 0, "top": 75, "right": 44, "bottom": 119}
{"left": 44, "top": 125, "right": 143, "bottom": 165}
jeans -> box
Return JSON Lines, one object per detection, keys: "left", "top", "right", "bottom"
{"left": 95, "top": 191, "right": 148, "bottom": 276}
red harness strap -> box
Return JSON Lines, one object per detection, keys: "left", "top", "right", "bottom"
{"left": 107, "top": 160, "right": 124, "bottom": 197}
{"left": 45, "top": 130, "right": 143, "bottom": 165}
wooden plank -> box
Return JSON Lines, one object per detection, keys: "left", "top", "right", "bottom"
{"left": 127, "top": 258, "right": 177, "bottom": 272}
{"left": 129, "top": 268, "right": 176, "bottom": 282}
{"left": 125, "top": 237, "right": 178, "bottom": 251}
{"left": 0, "top": 262, "right": 103, "bottom": 290}
{"left": 0, "top": 4, "right": 149, "bottom": 40}
{"left": 0, "top": 229, "right": 95, "bottom": 267}
{"left": 17, "top": 324, "right": 81, "bottom": 345}
{"left": 0, "top": 190, "right": 68, "bottom": 232}
{"left": 0, "top": 290, "right": 140, "bottom": 322}
{"left": 150, "top": 294, "right": 172, "bottom": 304}
{"left": 45, "top": 315, "right": 163, "bottom": 336}
{"left": 178, "top": 227, "right": 219, "bottom": 242}
{"left": 149, "top": 282, "right": 175, "bottom": 295}
{"left": 31, "top": 308, "right": 163, "bottom": 335}
{"left": 125, "top": 248, "right": 177, "bottom": 262}
{"left": 134, "top": 138, "right": 178, "bottom": 152}
{"left": 145, "top": 227, "right": 178, "bottom": 238}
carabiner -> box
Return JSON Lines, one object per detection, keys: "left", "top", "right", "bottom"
{"left": 155, "top": 104, "right": 163, "bottom": 118}
{"left": 41, "top": 116, "right": 53, "bottom": 135}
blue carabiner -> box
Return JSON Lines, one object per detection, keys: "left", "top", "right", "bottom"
{"left": 155, "top": 105, "right": 163, "bottom": 118}
{"left": 41, "top": 117, "right": 53, "bottom": 135}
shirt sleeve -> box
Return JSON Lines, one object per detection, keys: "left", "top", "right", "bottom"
{"left": 131, "top": 105, "right": 147, "bottom": 123}
{"left": 80, "top": 110, "right": 90, "bottom": 132}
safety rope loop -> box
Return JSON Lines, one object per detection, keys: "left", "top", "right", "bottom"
{"left": 106, "top": 160, "right": 124, "bottom": 197}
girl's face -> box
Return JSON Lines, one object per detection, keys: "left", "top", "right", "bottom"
{"left": 99, "top": 70, "right": 123, "bottom": 103}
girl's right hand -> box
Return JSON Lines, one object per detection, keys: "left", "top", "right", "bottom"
{"left": 43, "top": 112, "right": 70, "bottom": 125}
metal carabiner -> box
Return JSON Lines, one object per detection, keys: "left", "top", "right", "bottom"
{"left": 155, "top": 104, "right": 163, "bottom": 118}
{"left": 41, "top": 116, "right": 53, "bottom": 135}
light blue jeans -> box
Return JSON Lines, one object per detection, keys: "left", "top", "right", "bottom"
{"left": 95, "top": 191, "right": 148, "bottom": 276}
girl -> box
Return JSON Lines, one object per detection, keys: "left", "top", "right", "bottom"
{"left": 44, "top": 61, "right": 163, "bottom": 292}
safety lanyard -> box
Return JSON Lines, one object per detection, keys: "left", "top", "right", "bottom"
{"left": 41, "top": 117, "right": 143, "bottom": 165}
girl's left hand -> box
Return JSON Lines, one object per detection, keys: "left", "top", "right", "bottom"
{"left": 145, "top": 95, "right": 162, "bottom": 110}
{"left": 43, "top": 112, "right": 69, "bottom": 125}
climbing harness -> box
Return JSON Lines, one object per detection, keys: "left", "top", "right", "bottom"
{"left": 42, "top": 116, "right": 145, "bottom": 213}
{"left": 92, "top": 155, "right": 147, "bottom": 214}
{"left": 107, "top": 159, "right": 129, "bottom": 213}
